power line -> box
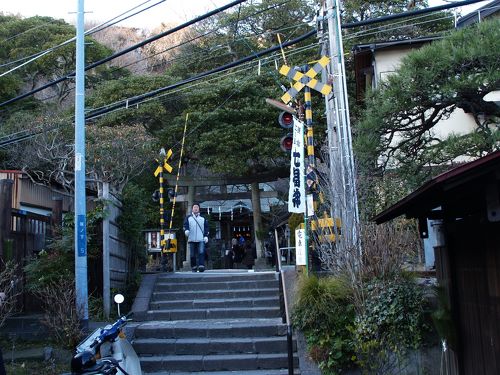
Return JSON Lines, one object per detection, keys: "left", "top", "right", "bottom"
{"left": 0, "top": 22, "right": 51, "bottom": 44}
{"left": 346, "top": 10, "right": 453, "bottom": 38}
{"left": 97, "top": 0, "right": 295, "bottom": 76}
{"left": 0, "top": 2, "right": 299, "bottom": 120}
{"left": 3, "top": 1, "right": 483, "bottom": 146}
{"left": 104, "top": 20, "right": 304, "bottom": 78}
{"left": 88, "top": 0, "right": 483, "bottom": 121}
{"left": 87, "top": 0, "right": 166, "bottom": 34}
{"left": 2, "top": 0, "right": 481, "bottom": 108}
{"left": 344, "top": 14, "right": 454, "bottom": 41}
{"left": 0, "top": 0, "right": 248, "bottom": 108}
{"left": 84, "top": 29, "right": 316, "bottom": 120}
{"left": 0, "top": 0, "right": 166, "bottom": 74}
{"left": 0, "top": 43, "right": 318, "bottom": 148}
{"left": 89, "top": 42, "right": 318, "bottom": 118}
{"left": 0, "top": 0, "right": 296, "bottom": 122}
{"left": 341, "top": 0, "right": 487, "bottom": 29}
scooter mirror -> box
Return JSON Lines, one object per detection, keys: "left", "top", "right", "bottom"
{"left": 114, "top": 294, "right": 124, "bottom": 304}
{"left": 114, "top": 294, "right": 125, "bottom": 316}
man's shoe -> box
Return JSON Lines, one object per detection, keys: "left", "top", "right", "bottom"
{"left": 198, "top": 265, "right": 205, "bottom": 272}
{"left": 192, "top": 267, "right": 197, "bottom": 272}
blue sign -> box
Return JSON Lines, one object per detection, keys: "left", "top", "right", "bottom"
{"left": 77, "top": 214, "right": 87, "bottom": 257}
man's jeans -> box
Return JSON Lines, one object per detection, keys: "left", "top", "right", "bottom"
{"left": 189, "top": 241, "right": 205, "bottom": 269}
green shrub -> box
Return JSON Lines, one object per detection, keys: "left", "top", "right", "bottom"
{"left": 431, "top": 285, "right": 458, "bottom": 350}
{"left": 117, "top": 183, "right": 149, "bottom": 271}
{"left": 292, "top": 275, "right": 355, "bottom": 374}
{"left": 24, "top": 247, "right": 73, "bottom": 293}
{"left": 24, "top": 206, "right": 106, "bottom": 292}
{"left": 352, "top": 276, "right": 425, "bottom": 374}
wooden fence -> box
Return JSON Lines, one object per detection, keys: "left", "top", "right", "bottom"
{"left": 0, "top": 179, "right": 131, "bottom": 313}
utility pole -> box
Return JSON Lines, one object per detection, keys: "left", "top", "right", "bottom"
{"left": 102, "top": 182, "right": 110, "bottom": 318}
{"left": 74, "top": 0, "right": 88, "bottom": 329}
{"left": 322, "top": 0, "right": 360, "bottom": 252}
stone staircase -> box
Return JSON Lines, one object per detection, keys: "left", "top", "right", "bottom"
{"left": 132, "top": 271, "right": 299, "bottom": 374}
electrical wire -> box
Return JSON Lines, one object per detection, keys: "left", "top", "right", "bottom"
{"left": 344, "top": 14, "right": 455, "bottom": 41}
{"left": 87, "top": 25, "right": 311, "bottom": 115}
{"left": 86, "top": 0, "right": 166, "bottom": 34}
{"left": 88, "top": 42, "right": 318, "bottom": 119}
{"left": 341, "top": 0, "right": 487, "bottom": 29}
{"left": 1, "top": 0, "right": 488, "bottom": 142}
{"left": 0, "top": 5, "right": 455, "bottom": 144}
{"left": 84, "top": 29, "right": 316, "bottom": 120}
{"left": 0, "top": 22, "right": 51, "bottom": 44}
{"left": 97, "top": 1, "right": 298, "bottom": 77}
{"left": 345, "top": 10, "right": 454, "bottom": 39}
{"left": 0, "top": 1, "right": 298, "bottom": 120}
{"left": 0, "top": 0, "right": 166, "bottom": 75}
{"left": 158, "top": 45, "right": 319, "bottom": 151}
{"left": 86, "top": 44, "right": 314, "bottom": 118}
{"left": 0, "top": 42, "right": 318, "bottom": 148}
{"left": 115, "top": 21, "right": 305, "bottom": 77}
{"left": 0, "top": 0, "right": 248, "bottom": 108}
{"left": 1, "top": 0, "right": 473, "bottom": 107}
{"left": 6, "top": 1, "right": 299, "bottom": 113}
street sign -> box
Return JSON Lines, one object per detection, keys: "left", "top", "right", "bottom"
{"left": 163, "top": 238, "right": 177, "bottom": 253}
{"left": 154, "top": 148, "right": 173, "bottom": 177}
{"left": 279, "top": 56, "right": 332, "bottom": 104}
{"left": 295, "top": 229, "right": 306, "bottom": 265}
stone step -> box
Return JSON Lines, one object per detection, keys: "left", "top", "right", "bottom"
{"left": 154, "top": 280, "right": 276, "bottom": 292}
{"left": 134, "top": 319, "right": 286, "bottom": 339}
{"left": 152, "top": 288, "right": 279, "bottom": 301}
{"left": 150, "top": 296, "right": 279, "bottom": 310}
{"left": 146, "top": 307, "right": 281, "bottom": 321}
{"left": 134, "top": 336, "right": 295, "bottom": 356}
{"left": 144, "top": 370, "right": 300, "bottom": 375}
{"left": 140, "top": 353, "right": 299, "bottom": 373}
{"left": 156, "top": 273, "right": 277, "bottom": 284}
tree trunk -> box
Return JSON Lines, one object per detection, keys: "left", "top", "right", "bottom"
{"left": 251, "top": 182, "right": 263, "bottom": 259}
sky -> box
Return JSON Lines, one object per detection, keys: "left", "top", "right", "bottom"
{"left": 0, "top": 0, "right": 489, "bottom": 30}
{"left": 0, "top": 0, "right": 228, "bottom": 29}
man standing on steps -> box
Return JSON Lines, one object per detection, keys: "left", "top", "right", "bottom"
{"left": 183, "top": 203, "right": 209, "bottom": 272}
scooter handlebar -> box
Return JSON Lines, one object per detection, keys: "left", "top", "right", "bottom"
{"left": 90, "top": 313, "right": 133, "bottom": 349}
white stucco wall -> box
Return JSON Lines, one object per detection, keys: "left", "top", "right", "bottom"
{"left": 373, "top": 46, "right": 479, "bottom": 162}
{"left": 373, "top": 47, "right": 414, "bottom": 86}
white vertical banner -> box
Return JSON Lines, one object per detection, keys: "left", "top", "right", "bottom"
{"left": 288, "top": 118, "right": 306, "bottom": 213}
{"left": 295, "top": 229, "right": 306, "bottom": 265}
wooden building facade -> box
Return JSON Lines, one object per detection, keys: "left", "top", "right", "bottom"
{"left": 374, "top": 151, "right": 500, "bottom": 374}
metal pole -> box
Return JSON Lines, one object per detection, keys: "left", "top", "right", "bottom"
{"left": 285, "top": 224, "right": 290, "bottom": 265}
{"left": 325, "top": 0, "right": 360, "bottom": 251}
{"left": 74, "top": 0, "right": 88, "bottom": 329}
{"left": 302, "top": 88, "right": 313, "bottom": 275}
{"left": 158, "top": 153, "right": 166, "bottom": 271}
{"left": 167, "top": 114, "right": 189, "bottom": 272}
{"left": 274, "top": 228, "right": 294, "bottom": 375}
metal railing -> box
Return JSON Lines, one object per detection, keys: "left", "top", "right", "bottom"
{"left": 275, "top": 229, "right": 294, "bottom": 375}
{"left": 278, "top": 246, "right": 296, "bottom": 266}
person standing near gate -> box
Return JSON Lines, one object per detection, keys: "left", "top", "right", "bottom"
{"left": 184, "top": 203, "right": 209, "bottom": 272}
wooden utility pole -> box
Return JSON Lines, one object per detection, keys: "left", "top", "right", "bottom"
{"left": 0, "top": 180, "right": 13, "bottom": 263}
